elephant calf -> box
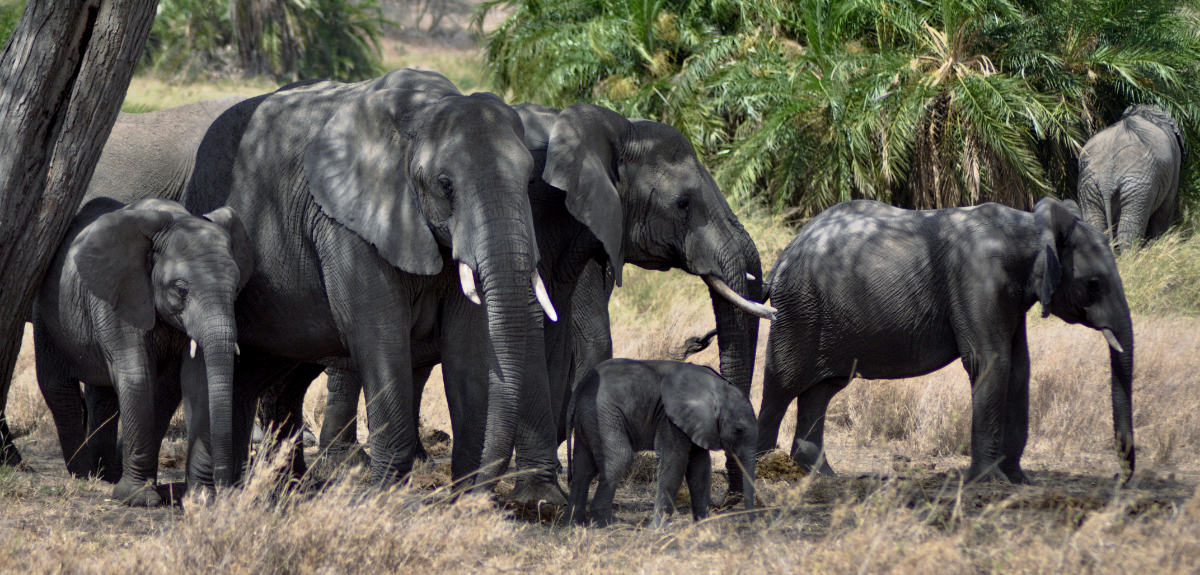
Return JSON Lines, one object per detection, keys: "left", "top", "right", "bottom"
{"left": 33, "top": 197, "right": 252, "bottom": 506}
{"left": 566, "top": 359, "right": 757, "bottom": 528}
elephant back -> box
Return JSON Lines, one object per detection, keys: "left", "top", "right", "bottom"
{"left": 1122, "top": 104, "right": 1186, "bottom": 162}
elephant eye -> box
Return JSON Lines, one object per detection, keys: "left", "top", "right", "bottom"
{"left": 171, "top": 281, "right": 189, "bottom": 301}
{"left": 437, "top": 175, "right": 454, "bottom": 195}
{"left": 676, "top": 196, "right": 690, "bottom": 211}
{"left": 1086, "top": 278, "right": 1102, "bottom": 294}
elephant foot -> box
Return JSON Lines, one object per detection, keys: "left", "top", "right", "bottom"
{"left": 114, "top": 478, "right": 163, "bottom": 507}
{"left": 0, "top": 435, "right": 21, "bottom": 467}
{"left": 1002, "top": 468, "right": 1031, "bottom": 485}
{"left": 506, "top": 476, "right": 568, "bottom": 506}
{"left": 792, "top": 441, "right": 836, "bottom": 477}
{"left": 965, "top": 463, "right": 1009, "bottom": 484}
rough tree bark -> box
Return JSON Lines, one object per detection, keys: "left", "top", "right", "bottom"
{"left": 0, "top": 0, "right": 160, "bottom": 466}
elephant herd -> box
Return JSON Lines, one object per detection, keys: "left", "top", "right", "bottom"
{"left": 10, "top": 67, "right": 1177, "bottom": 522}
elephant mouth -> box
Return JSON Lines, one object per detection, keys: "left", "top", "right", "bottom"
{"left": 703, "top": 275, "right": 775, "bottom": 321}
{"left": 458, "top": 261, "right": 558, "bottom": 322}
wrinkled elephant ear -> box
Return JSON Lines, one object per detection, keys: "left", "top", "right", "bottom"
{"left": 514, "top": 103, "right": 562, "bottom": 151}
{"left": 70, "top": 208, "right": 174, "bottom": 331}
{"left": 306, "top": 89, "right": 444, "bottom": 276}
{"left": 542, "top": 103, "right": 631, "bottom": 286}
{"left": 1030, "top": 198, "right": 1078, "bottom": 316}
{"left": 661, "top": 364, "right": 723, "bottom": 451}
{"left": 204, "top": 207, "right": 256, "bottom": 291}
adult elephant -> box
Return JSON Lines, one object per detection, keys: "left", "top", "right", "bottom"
{"left": 758, "top": 198, "right": 1135, "bottom": 484}
{"left": 181, "top": 68, "right": 553, "bottom": 488}
{"left": 1078, "top": 104, "right": 1186, "bottom": 250}
{"left": 314, "top": 102, "right": 772, "bottom": 503}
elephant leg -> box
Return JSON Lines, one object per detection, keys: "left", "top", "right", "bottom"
{"left": 411, "top": 362, "right": 434, "bottom": 462}
{"left": 566, "top": 432, "right": 598, "bottom": 525}
{"left": 110, "top": 357, "right": 162, "bottom": 507}
{"left": 1115, "top": 189, "right": 1149, "bottom": 251}
{"left": 0, "top": 321, "right": 25, "bottom": 467}
{"left": 684, "top": 444, "right": 713, "bottom": 523}
{"left": 589, "top": 436, "right": 632, "bottom": 528}
{"left": 651, "top": 442, "right": 687, "bottom": 529}
{"left": 756, "top": 337, "right": 797, "bottom": 457}
{"left": 791, "top": 377, "right": 848, "bottom": 476}
{"left": 963, "top": 343, "right": 1014, "bottom": 483}
{"left": 33, "top": 330, "right": 90, "bottom": 477}
{"left": 320, "top": 368, "right": 361, "bottom": 449}
{"left": 151, "top": 360, "right": 184, "bottom": 446}
{"left": 1146, "top": 197, "right": 1176, "bottom": 242}
{"left": 439, "top": 298, "right": 490, "bottom": 482}
{"left": 266, "top": 363, "right": 325, "bottom": 479}
{"left": 999, "top": 324, "right": 1031, "bottom": 484}
{"left": 83, "top": 384, "right": 122, "bottom": 483}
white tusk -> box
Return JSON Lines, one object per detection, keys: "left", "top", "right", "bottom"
{"left": 533, "top": 273, "right": 558, "bottom": 323}
{"left": 459, "top": 261, "right": 481, "bottom": 305}
{"left": 703, "top": 275, "right": 777, "bottom": 321}
{"left": 1102, "top": 329, "right": 1124, "bottom": 353}
{"left": 234, "top": 343, "right": 241, "bottom": 356}
{"left": 189, "top": 339, "right": 197, "bottom": 358}
{"left": 746, "top": 272, "right": 756, "bottom": 281}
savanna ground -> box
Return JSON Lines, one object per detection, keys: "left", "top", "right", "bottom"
{"left": 4, "top": 42, "right": 1200, "bottom": 574}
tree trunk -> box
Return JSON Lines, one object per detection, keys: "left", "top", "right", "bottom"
{"left": 0, "top": 0, "right": 160, "bottom": 466}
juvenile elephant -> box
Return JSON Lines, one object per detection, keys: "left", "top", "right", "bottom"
{"left": 182, "top": 68, "right": 553, "bottom": 489}
{"left": 33, "top": 198, "right": 252, "bottom": 506}
{"left": 566, "top": 359, "right": 757, "bottom": 528}
{"left": 758, "top": 198, "right": 1135, "bottom": 484}
{"left": 1078, "top": 104, "right": 1186, "bottom": 250}
{"left": 312, "top": 102, "right": 772, "bottom": 503}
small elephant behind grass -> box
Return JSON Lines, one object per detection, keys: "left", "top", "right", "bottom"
{"left": 33, "top": 197, "right": 251, "bottom": 506}
{"left": 566, "top": 359, "right": 757, "bottom": 528}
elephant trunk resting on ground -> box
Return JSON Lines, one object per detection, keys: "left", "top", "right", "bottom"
{"left": 182, "top": 68, "right": 552, "bottom": 489}
{"left": 758, "top": 198, "right": 1134, "bottom": 484}
{"left": 1078, "top": 104, "right": 1186, "bottom": 250}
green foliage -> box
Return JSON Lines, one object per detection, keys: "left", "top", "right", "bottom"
{"left": 0, "top": 0, "right": 24, "bottom": 48}
{"left": 145, "top": 0, "right": 386, "bottom": 82}
{"left": 484, "top": 0, "right": 1200, "bottom": 218}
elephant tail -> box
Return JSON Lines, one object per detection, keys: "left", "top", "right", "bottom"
{"left": 565, "top": 388, "right": 577, "bottom": 483}
{"left": 671, "top": 328, "right": 718, "bottom": 360}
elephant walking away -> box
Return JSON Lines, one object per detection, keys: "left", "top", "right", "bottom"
{"left": 758, "top": 198, "right": 1135, "bottom": 484}
{"left": 33, "top": 198, "right": 252, "bottom": 506}
{"left": 182, "top": 68, "right": 555, "bottom": 490}
{"left": 1078, "top": 104, "right": 1186, "bottom": 250}
{"left": 566, "top": 360, "right": 757, "bottom": 528}
{"left": 311, "top": 102, "right": 773, "bottom": 504}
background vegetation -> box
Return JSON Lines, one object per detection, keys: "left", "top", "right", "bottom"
{"left": 482, "top": 0, "right": 1200, "bottom": 221}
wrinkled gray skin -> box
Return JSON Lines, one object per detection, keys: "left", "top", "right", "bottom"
{"left": 759, "top": 198, "right": 1135, "bottom": 484}
{"left": 313, "top": 102, "right": 766, "bottom": 504}
{"left": 566, "top": 359, "right": 757, "bottom": 528}
{"left": 32, "top": 198, "right": 251, "bottom": 506}
{"left": 182, "top": 68, "right": 545, "bottom": 489}
{"left": 0, "top": 97, "right": 247, "bottom": 468}
{"left": 1078, "top": 104, "right": 1185, "bottom": 251}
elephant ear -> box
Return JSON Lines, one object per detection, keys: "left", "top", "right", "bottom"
{"left": 514, "top": 103, "right": 562, "bottom": 151}
{"left": 661, "top": 364, "right": 723, "bottom": 451}
{"left": 542, "top": 102, "right": 632, "bottom": 286}
{"left": 70, "top": 209, "right": 174, "bottom": 331}
{"left": 305, "top": 89, "right": 443, "bottom": 276}
{"left": 203, "top": 207, "right": 256, "bottom": 291}
{"left": 1030, "top": 198, "right": 1077, "bottom": 317}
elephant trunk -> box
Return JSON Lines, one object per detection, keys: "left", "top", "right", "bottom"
{"left": 1108, "top": 316, "right": 1135, "bottom": 483}
{"left": 738, "top": 442, "right": 757, "bottom": 512}
{"left": 473, "top": 246, "right": 535, "bottom": 487}
{"left": 708, "top": 235, "right": 763, "bottom": 500}
{"left": 190, "top": 293, "right": 239, "bottom": 487}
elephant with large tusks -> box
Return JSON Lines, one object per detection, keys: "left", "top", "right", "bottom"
{"left": 1078, "top": 104, "right": 1186, "bottom": 251}
{"left": 33, "top": 197, "right": 252, "bottom": 506}
{"left": 758, "top": 198, "right": 1135, "bottom": 484}
{"left": 181, "top": 68, "right": 552, "bottom": 489}
{"left": 310, "top": 101, "right": 772, "bottom": 504}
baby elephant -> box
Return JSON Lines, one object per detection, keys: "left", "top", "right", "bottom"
{"left": 33, "top": 197, "right": 251, "bottom": 506}
{"left": 566, "top": 359, "right": 757, "bottom": 528}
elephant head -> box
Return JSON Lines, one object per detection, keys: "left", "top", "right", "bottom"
{"left": 520, "top": 102, "right": 769, "bottom": 398}
{"left": 305, "top": 88, "right": 546, "bottom": 483}
{"left": 1029, "top": 197, "right": 1135, "bottom": 481}
{"left": 661, "top": 364, "right": 757, "bottom": 510}
{"left": 70, "top": 197, "right": 253, "bottom": 486}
